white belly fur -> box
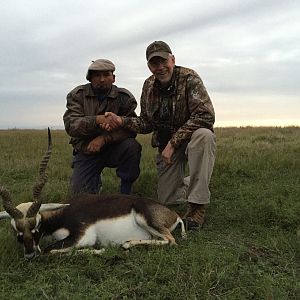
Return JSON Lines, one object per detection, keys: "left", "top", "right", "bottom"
{"left": 76, "top": 211, "right": 151, "bottom": 248}
{"left": 52, "top": 228, "right": 70, "bottom": 240}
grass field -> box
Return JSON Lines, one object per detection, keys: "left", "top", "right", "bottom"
{"left": 0, "top": 127, "right": 299, "bottom": 299}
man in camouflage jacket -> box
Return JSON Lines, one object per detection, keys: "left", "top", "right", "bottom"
{"left": 63, "top": 59, "right": 141, "bottom": 195}
{"left": 106, "top": 41, "right": 216, "bottom": 229}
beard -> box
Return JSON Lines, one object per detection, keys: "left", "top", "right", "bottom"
{"left": 92, "top": 85, "right": 112, "bottom": 101}
{"left": 93, "top": 85, "right": 110, "bottom": 95}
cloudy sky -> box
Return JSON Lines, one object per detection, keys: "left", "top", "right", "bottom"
{"left": 0, "top": 0, "right": 299, "bottom": 129}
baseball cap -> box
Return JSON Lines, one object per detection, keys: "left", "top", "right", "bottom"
{"left": 146, "top": 41, "right": 172, "bottom": 62}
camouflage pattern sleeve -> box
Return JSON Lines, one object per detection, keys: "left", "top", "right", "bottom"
{"left": 170, "top": 72, "right": 215, "bottom": 148}
{"left": 122, "top": 80, "right": 154, "bottom": 134}
{"left": 63, "top": 86, "right": 98, "bottom": 138}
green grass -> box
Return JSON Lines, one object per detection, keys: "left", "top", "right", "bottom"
{"left": 0, "top": 127, "right": 299, "bottom": 299}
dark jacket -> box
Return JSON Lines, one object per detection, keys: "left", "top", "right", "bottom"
{"left": 63, "top": 83, "right": 137, "bottom": 153}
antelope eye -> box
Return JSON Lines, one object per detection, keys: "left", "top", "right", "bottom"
{"left": 31, "top": 229, "right": 39, "bottom": 233}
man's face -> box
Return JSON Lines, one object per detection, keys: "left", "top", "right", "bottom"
{"left": 148, "top": 54, "right": 175, "bottom": 86}
{"left": 90, "top": 71, "right": 115, "bottom": 92}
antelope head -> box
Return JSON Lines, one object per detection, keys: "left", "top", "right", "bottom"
{"left": 0, "top": 128, "right": 66, "bottom": 259}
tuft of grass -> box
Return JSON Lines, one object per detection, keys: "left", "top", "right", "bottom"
{"left": 0, "top": 127, "right": 299, "bottom": 299}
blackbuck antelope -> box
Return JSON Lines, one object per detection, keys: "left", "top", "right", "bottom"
{"left": 0, "top": 129, "right": 186, "bottom": 259}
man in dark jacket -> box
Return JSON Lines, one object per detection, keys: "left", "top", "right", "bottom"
{"left": 63, "top": 59, "right": 141, "bottom": 194}
{"left": 105, "top": 41, "right": 216, "bottom": 230}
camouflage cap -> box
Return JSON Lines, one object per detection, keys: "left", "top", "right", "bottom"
{"left": 86, "top": 59, "right": 115, "bottom": 80}
{"left": 146, "top": 41, "right": 172, "bottom": 62}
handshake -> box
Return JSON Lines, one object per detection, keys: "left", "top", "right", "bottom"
{"left": 96, "top": 112, "right": 123, "bottom": 131}
{"left": 87, "top": 112, "right": 124, "bottom": 153}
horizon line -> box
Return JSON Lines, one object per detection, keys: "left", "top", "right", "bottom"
{"left": 0, "top": 125, "right": 299, "bottom": 130}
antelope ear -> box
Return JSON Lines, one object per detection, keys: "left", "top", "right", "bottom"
{"left": 39, "top": 203, "right": 69, "bottom": 212}
{"left": 0, "top": 211, "right": 11, "bottom": 220}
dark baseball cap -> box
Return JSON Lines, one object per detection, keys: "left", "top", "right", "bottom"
{"left": 146, "top": 41, "right": 172, "bottom": 62}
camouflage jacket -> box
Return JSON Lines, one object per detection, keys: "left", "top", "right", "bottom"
{"left": 123, "top": 66, "right": 215, "bottom": 149}
{"left": 63, "top": 83, "right": 137, "bottom": 153}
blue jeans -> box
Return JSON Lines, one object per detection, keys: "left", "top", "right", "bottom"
{"left": 71, "top": 138, "right": 141, "bottom": 194}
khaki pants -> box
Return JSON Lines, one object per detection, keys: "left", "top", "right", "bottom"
{"left": 156, "top": 128, "right": 216, "bottom": 205}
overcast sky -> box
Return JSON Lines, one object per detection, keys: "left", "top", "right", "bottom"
{"left": 0, "top": 0, "right": 299, "bottom": 129}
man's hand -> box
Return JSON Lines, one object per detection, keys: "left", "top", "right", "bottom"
{"left": 86, "top": 136, "right": 106, "bottom": 153}
{"left": 105, "top": 112, "right": 123, "bottom": 127}
{"left": 96, "top": 114, "right": 121, "bottom": 131}
{"left": 161, "top": 141, "right": 175, "bottom": 165}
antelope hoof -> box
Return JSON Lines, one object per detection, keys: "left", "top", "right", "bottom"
{"left": 169, "top": 240, "right": 178, "bottom": 246}
{"left": 121, "top": 241, "right": 131, "bottom": 250}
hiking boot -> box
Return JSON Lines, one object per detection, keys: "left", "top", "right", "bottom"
{"left": 183, "top": 202, "right": 206, "bottom": 230}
